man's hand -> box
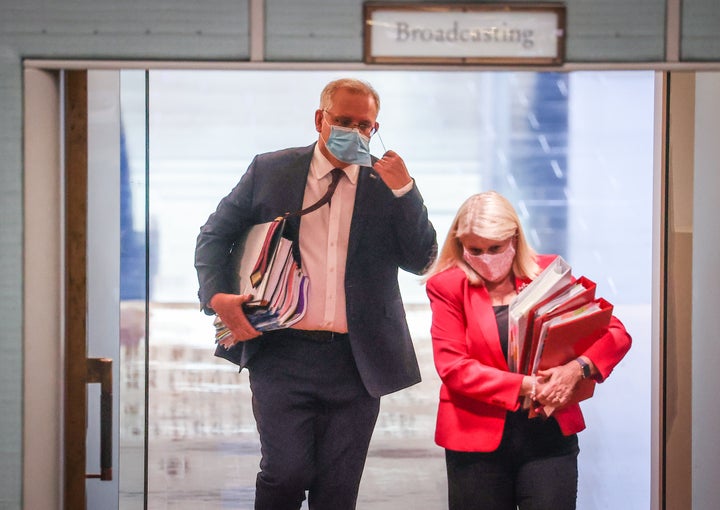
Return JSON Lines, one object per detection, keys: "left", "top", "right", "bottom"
{"left": 210, "top": 293, "right": 262, "bottom": 347}
{"left": 372, "top": 150, "right": 412, "bottom": 190}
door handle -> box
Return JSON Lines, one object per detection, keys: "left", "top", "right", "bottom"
{"left": 86, "top": 357, "right": 112, "bottom": 481}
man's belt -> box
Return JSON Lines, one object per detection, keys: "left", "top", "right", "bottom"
{"left": 286, "top": 329, "right": 349, "bottom": 343}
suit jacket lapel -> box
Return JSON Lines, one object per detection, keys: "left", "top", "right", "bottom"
{"left": 282, "top": 146, "right": 314, "bottom": 241}
{"left": 346, "top": 165, "right": 379, "bottom": 260}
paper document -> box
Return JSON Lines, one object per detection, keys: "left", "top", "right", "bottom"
{"left": 508, "top": 256, "right": 572, "bottom": 371}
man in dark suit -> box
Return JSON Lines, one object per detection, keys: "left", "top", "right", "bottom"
{"left": 194, "top": 78, "right": 437, "bottom": 510}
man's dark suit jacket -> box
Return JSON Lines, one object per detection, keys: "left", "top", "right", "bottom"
{"left": 195, "top": 143, "right": 437, "bottom": 398}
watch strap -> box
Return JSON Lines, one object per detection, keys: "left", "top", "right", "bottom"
{"left": 575, "top": 357, "right": 591, "bottom": 379}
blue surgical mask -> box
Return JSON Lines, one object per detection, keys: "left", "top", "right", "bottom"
{"left": 323, "top": 125, "right": 372, "bottom": 166}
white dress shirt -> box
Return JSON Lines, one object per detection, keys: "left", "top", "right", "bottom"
{"left": 293, "top": 145, "right": 358, "bottom": 332}
{"left": 294, "top": 144, "right": 414, "bottom": 333}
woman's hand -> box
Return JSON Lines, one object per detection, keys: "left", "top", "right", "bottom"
{"left": 535, "top": 361, "right": 584, "bottom": 409}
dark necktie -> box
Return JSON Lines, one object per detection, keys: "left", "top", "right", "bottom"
{"left": 323, "top": 168, "right": 344, "bottom": 207}
{"left": 291, "top": 168, "right": 344, "bottom": 217}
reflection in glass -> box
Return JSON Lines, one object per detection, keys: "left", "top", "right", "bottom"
{"left": 119, "top": 70, "right": 149, "bottom": 510}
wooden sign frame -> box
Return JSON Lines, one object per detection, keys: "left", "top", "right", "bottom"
{"left": 364, "top": 2, "right": 566, "bottom": 65}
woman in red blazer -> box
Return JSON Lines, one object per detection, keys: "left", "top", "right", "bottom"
{"left": 425, "top": 191, "right": 631, "bottom": 510}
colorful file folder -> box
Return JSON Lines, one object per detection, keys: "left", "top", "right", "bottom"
{"left": 214, "top": 218, "right": 309, "bottom": 339}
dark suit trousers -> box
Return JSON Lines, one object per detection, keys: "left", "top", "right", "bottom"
{"left": 445, "top": 410, "right": 579, "bottom": 510}
{"left": 247, "top": 331, "right": 381, "bottom": 510}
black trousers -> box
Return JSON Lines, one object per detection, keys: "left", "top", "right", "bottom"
{"left": 445, "top": 410, "right": 579, "bottom": 510}
{"left": 247, "top": 331, "right": 380, "bottom": 510}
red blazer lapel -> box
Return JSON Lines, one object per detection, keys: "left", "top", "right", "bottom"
{"left": 466, "top": 284, "right": 508, "bottom": 369}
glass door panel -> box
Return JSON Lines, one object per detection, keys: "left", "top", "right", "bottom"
{"left": 119, "top": 69, "right": 149, "bottom": 510}
{"left": 85, "top": 69, "right": 149, "bottom": 510}
{"left": 140, "top": 69, "right": 653, "bottom": 509}
{"left": 86, "top": 70, "right": 122, "bottom": 509}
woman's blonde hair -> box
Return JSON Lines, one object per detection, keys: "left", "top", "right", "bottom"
{"left": 425, "top": 191, "right": 539, "bottom": 285}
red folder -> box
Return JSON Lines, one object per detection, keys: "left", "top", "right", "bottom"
{"left": 520, "top": 276, "right": 597, "bottom": 375}
{"left": 533, "top": 298, "right": 614, "bottom": 414}
{"left": 525, "top": 297, "right": 613, "bottom": 417}
{"left": 533, "top": 297, "right": 613, "bottom": 372}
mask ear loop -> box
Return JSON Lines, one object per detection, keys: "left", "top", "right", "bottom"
{"left": 374, "top": 131, "right": 387, "bottom": 155}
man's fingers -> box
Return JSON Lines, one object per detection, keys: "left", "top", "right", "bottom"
{"left": 228, "top": 308, "right": 261, "bottom": 341}
{"left": 372, "top": 151, "right": 411, "bottom": 189}
{"left": 212, "top": 292, "right": 261, "bottom": 342}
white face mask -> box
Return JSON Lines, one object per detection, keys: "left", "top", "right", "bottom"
{"left": 463, "top": 242, "right": 516, "bottom": 283}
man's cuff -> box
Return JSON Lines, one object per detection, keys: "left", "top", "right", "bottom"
{"left": 392, "top": 179, "right": 414, "bottom": 197}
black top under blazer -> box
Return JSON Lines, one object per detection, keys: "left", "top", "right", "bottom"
{"left": 194, "top": 143, "right": 437, "bottom": 397}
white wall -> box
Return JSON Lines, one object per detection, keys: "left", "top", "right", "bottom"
{"left": 22, "top": 68, "right": 63, "bottom": 510}
{"left": 692, "top": 72, "right": 720, "bottom": 510}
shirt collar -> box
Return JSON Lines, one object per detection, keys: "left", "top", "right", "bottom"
{"left": 311, "top": 143, "right": 359, "bottom": 185}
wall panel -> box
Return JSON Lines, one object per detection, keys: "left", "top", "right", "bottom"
{"left": 681, "top": 0, "right": 720, "bottom": 60}
{"left": 567, "top": 0, "right": 665, "bottom": 61}
{"left": 266, "top": 0, "right": 363, "bottom": 61}
{"left": 1, "top": 0, "right": 250, "bottom": 59}
{"left": 0, "top": 57, "right": 23, "bottom": 510}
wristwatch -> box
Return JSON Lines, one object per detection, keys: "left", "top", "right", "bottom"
{"left": 575, "top": 357, "right": 591, "bottom": 379}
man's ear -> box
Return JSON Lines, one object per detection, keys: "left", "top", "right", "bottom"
{"left": 314, "top": 109, "right": 324, "bottom": 133}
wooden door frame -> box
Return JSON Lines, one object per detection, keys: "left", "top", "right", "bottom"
{"left": 64, "top": 68, "right": 90, "bottom": 510}
{"left": 63, "top": 69, "right": 114, "bottom": 510}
